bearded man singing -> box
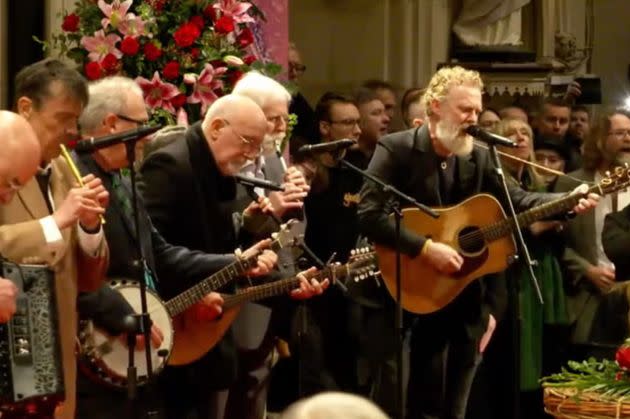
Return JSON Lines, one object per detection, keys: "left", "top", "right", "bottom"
{"left": 357, "top": 66, "right": 599, "bottom": 419}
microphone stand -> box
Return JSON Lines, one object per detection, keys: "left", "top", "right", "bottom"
{"left": 123, "top": 140, "right": 160, "bottom": 419}
{"left": 487, "top": 144, "right": 543, "bottom": 419}
{"left": 332, "top": 155, "right": 438, "bottom": 419}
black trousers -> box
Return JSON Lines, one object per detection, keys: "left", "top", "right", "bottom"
{"left": 406, "top": 331, "right": 481, "bottom": 419}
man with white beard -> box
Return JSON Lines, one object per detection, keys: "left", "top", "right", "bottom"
{"left": 357, "top": 66, "right": 599, "bottom": 419}
{"left": 226, "top": 71, "right": 311, "bottom": 419}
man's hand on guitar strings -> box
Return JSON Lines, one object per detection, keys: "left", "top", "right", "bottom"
{"left": 187, "top": 292, "right": 224, "bottom": 322}
{"left": 570, "top": 183, "right": 600, "bottom": 214}
{"left": 421, "top": 241, "right": 464, "bottom": 274}
{"left": 121, "top": 323, "right": 165, "bottom": 350}
{"left": 290, "top": 267, "right": 330, "bottom": 300}
{"left": 239, "top": 239, "right": 278, "bottom": 277}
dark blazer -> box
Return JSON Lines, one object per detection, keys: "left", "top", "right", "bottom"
{"left": 138, "top": 122, "right": 243, "bottom": 388}
{"left": 357, "top": 125, "right": 558, "bottom": 339}
{"left": 76, "top": 154, "right": 236, "bottom": 334}
{"left": 603, "top": 202, "right": 630, "bottom": 282}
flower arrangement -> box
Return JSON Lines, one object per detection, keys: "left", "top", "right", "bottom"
{"left": 48, "top": 0, "right": 282, "bottom": 125}
{"left": 543, "top": 339, "right": 630, "bottom": 398}
{"left": 542, "top": 339, "right": 630, "bottom": 418}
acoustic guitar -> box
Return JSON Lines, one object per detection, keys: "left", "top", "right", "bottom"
{"left": 171, "top": 247, "right": 377, "bottom": 366}
{"left": 375, "top": 166, "right": 630, "bottom": 314}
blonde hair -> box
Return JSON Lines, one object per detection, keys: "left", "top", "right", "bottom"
{"left": 495, "top": 118, "right": 545, "bottom": 189}
{"left": 422, "top": 66, "right": 483, "bottom": 117}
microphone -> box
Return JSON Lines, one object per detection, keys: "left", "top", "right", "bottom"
{"left": 68, "top": 125, "right": 162, "bottom": 153}
{"left": 465, "top": 125, "right": 518, "bottom": 148}
{"left": 234, "top": 174, "right": 285, "bottom": 192}
{"left": 297, "top": 139, "right": 356, "bottom": 155}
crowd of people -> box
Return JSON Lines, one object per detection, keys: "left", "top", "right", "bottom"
{"left": 0, "top": 43, "right": 628, "bottom": 419}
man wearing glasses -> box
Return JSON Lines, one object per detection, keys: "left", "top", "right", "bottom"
{"left": 554, "top": 109, "right": 630, "bottom": 356}
{"left": 0, "top": 111, "right": 41, "bottom": 323}
{"left": 138, "top": 94, "right": 327, "bottom": 419}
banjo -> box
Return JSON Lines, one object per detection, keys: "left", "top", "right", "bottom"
{"left": 78, "top": 220, "right": 301, "bottom": 388}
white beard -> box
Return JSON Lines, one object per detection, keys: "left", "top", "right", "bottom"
{"left": 435, "top": 119, "right": 473, "bottom": 156}
{"left": 262, "top": 133, "right": 285, "bottom": 156}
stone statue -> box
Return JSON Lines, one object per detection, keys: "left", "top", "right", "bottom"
{"left": 453, "top": 0, "right": 531, "bottom": 47}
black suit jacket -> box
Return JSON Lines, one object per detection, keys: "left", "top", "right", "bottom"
{"left": 138, "top": 122, "right": 243, "bottom": 389}
{"left": 603, "top": 202, "right": 630, "bottom": 282}
{"left": 357, "top": 126, "right": 559, "bottom": 339}
{"left": 77, "top": 153, "right": 235, "bottom": 333}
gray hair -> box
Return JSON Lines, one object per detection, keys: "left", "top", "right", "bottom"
{"left": 79, "top": 76, "right": 143, "bottom": 133}
{"left": 232, "top": 71, "right": 291, "bottom": 109}
{"left": 281, "top": 392, "right": 389, "bottom": 419}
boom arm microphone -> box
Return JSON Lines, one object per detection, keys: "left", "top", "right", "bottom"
{"left": 68, "top": 125, "right": 163, "bottom": 153}
{"left": 465, "top": 125, "right": 518, "bottom": 148}
{"left": 297, "top": 139, "right": 356, "bottom": 155}
{"left": 234, "top": 174, "right": 285, "bottom": 192}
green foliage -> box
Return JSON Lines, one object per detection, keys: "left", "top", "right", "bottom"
{"left": 543, "top": 358, "right": 630, "bottom": 400}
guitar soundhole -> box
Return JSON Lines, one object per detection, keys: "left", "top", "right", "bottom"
{"left": 457, "top": 226, "right": 485, "bottom": 254}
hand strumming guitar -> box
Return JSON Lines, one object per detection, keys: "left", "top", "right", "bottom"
{"left": 421, "top": 241, "right": 464, "bottom": 274}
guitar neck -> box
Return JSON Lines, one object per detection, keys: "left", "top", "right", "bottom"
{"left": 222, "top": 265, "right": 342, "bottom": 309}
{"left": 482, "top": 183, "right": 601, "bottom": 242}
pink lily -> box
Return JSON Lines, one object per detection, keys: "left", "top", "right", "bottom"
{"left": 118, "top": 13, "right": 148, "bottom": 38}
{"left": 135, "top": 72, "right": 181, "bottom": 115}
{"left": 213, "top": 0, "right": 255, "bottom": 24}
{"left": 81, "top": 30, "right": 122, "bottom": 62}
{"left": 184, "top": 64, "right": 228, "bottom": 115}
{"left": 98, "top": 0, "right": 133, "bottom": 30}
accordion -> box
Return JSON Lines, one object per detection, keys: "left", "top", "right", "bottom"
{"left": 0, "top": 262, "right": 64, "bottom": 417}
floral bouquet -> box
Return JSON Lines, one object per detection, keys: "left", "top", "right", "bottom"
{"left": 48, "top": 0, "right": 282, "bottom": 125}
{"left": 542, "top": 339, "right": 630, "bottom": 418}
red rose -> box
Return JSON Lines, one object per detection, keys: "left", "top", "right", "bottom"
{"left": 149, "top": 0, "right": 166, "bottom": 10}
{"left": 173, "top": 22, "right": 201, "bottom": 48}
{"left": 101, "top": 53, "right": 119, "bottom": 73}
{"left": 203, "top": 5, "right": 215, "bottom": 19}
{"left": 190, "top": 48, "right": 201, "bottom": 60}
{"left": 227, "top": 70, "right": 244, "bottom": 86}
{"left": 243, "top": 55, "right": 257, "bottom": 65}
{"left": 144, "top": 43, "right": 162, "bottom": 61}
{"left": 214, "top": 16, "right": 235, "bottom": 35}
{"left": 84, "top": 62, "right": 102, "bottom": 80}
{"left": 120, "top": 36, "right": 139, "bottom": 56}
{"left": 162, "top": 61, "right": 180, "bottom": 80}
{"left": 616, "top": 346, "right": 630, "bottom": 369}
{"left": 236, "top": 28, "right": 254, "bottom": 48}
{"left": 190, "top": 15, "right": 205, "bottom": 30}
{"left": 171, "top": 94, "right": 187, "bottom": 108}
{"left": 62, "top": 13, "right": 80, "bottom": 32}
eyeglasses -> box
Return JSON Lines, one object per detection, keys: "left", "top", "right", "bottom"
{"left": 0, "top": 176, "right": 23, "bottom": 192}
{"left": 329, "top": 119, "right": 361, "bottom": 127}
{"left": 289, "top": 62, "right": 306, "bottom": 74}
{"left": 609, "top": 130, "right": 630, "bottom": 140}
{"left": 116, "top": 114, "right": 150, "bottom": 126}
{"left": 223, "top": 119, "right": 263, "bottom": 155}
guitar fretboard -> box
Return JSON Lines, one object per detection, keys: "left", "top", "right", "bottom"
{"left": 165, "top": 256, "right": 257, "bottom": 316}
{"left": 481, "top": 183, "right": 601, "bottom": 242}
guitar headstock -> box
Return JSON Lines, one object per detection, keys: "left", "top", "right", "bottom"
{"left": 599, "top": 164, "right": 630, "bottom": 195}
{"left": 271, "top": 219, "right": 302, "bottom": 250}
{"left": 346, "top": 247, "right": 379, "bottom": 283}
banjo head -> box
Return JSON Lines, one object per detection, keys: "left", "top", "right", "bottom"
{"left": 79, "top": 279, "right": 173, "bottom": 388}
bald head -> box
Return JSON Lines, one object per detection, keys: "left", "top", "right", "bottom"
{"left": 202, "top": 95, "right": 268, "bottom": 175}
{"left": 0, "top": 111, "right": 41, "bottom": 203}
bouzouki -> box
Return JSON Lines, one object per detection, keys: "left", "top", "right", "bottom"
{"left": 78, "top": 219, "right": 301, "bottom": 387}
{"left": 375, "top": 165, "right": 630, "bottom": 314}
{"left": 170, "top": 247, "right": 378, "bottom": 366}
